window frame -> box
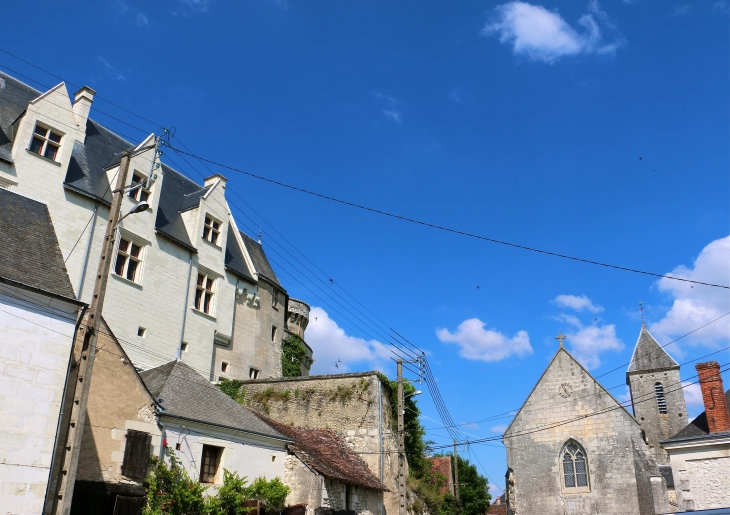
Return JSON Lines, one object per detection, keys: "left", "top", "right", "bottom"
{"left": 194, "top": 272, "right": 217, "bottom": 315}
{"left": 655, "top": 382, "right": 668, "bottom": 414}
{"left": 249, "top": 367, "right": 260, "bottom": 379}
{"left": 271, "top": 325, "right": 277, "bottom": 342}
{"left": 560, "top": 440, "right": 590, "bottom": 494}
{"left": 202, "top": 215, "right": 222, "bottom": 246}
{"left": 200, "top": 445, "right": 223, "bottom": 484}
{"left": 114, "top": 236, "right": 145, "bottom": 284}
{"left": 29, "top": 123, "right": 63, "bottom": 162}
{"left": 129, "top": 171, "right": 151, "bottom": 203}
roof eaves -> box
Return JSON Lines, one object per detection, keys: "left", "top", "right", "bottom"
{"left": 154, "top": 229, "right": 198, "bottom": 253}
{"left": 0, "top": 276, "right": 84, "bottom": 307}
{"left": 63, "top": 182, "right": 112, "bottom": 206}
{"left": 159, "top": 413, "right": 293, "bottom": 444}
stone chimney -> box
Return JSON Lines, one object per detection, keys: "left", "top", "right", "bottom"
{"left": 696, "top": 361, "right": 730, "bottom": 433}
{"left": 72, "top": 86, "right": 96, "bottom": 127}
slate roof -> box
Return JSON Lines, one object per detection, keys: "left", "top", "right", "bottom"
{"left": 241, "top": 232, "right": 282, "bottom": 288}
{"left": 139, "top": 360, "right": 288, "bottom": 440}
{"left": 0, "top": 189, "right": 77, "bottom": 301}
{"left": 252, "top": 413, "right": 388, "bottom": 491}
{"left": 663, "top": 389, "right": 730, "bottom": 442}
{"left": 627, "top": 324, "right": 679, "bottom": 375}
{"left": 224, "top": 225, "right": 256, "bottom": 282}
{"left": 0, "top": 72, "right": 38, "bottom": 163}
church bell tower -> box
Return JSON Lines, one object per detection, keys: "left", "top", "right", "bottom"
{"left": 626, "top": 322, "right": 688, "bottom": 464}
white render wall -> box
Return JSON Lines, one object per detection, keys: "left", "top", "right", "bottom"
{"left": 0, "top": 82, "right": 241, "bottom": 378}
{"left": 666, "top": 438, "right": 730, "bottom": 511}
{"left": 161, "top": 419, "right": 287, "bottom": 490}
{"left": 0, "top": 286, "right": 80, "bottom": 515}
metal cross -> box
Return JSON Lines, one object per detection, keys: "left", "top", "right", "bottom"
{"left": 637, "top": 301, "right": 646, "bottom": 322}
{"left": 555, "top": 331, "right": 566, "bottom": 348}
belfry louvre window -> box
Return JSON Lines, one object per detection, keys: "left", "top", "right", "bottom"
{"left": 121, "top": 430, "right": 152, "bottom": 478}
{"left": 194, "top": 273, "right": 215, "bottom": 314}
{"left": 200, "top": 445, "right": 223, "bottom": 483}
{"left": 129, "top": 172, "right": 150, "bottom": 202}
{"left": 202, "top": 216, "right": 221, "bottom": 245}
{"left": 29, "top": 124, "right": 62, "bottom": 161}
{"left": 655, "top": 383, "right": 668, "bottom": 414}
{"left": 561, "top": 440, "right": 589, "bottom": 492}
{"left": 115, "top": 238, "right": 143, "bottom": 282}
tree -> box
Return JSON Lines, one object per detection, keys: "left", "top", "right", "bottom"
{"left": 449, "top": 454, "right": 490, "bottom": 515}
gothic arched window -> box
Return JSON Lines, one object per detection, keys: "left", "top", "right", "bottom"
{"left": 655, "top": 383, "right": 668, "bottom": 414}
{"left": 561, "top": 440, "right": 590, "bottom": 492}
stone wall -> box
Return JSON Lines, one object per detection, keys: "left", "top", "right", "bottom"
{"left": 666, "top": 439, "right": 730, "bottom": 511}
{"left": 505, "top": 349, "right": 667, "bottom": 515}
{"left": 240, "top": 372, "right": 400, "bottom": 515}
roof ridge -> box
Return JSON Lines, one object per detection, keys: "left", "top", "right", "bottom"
{"left": 627, "top": 324, "right": 679, "bottom": 375}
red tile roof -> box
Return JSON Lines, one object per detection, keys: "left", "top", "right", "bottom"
{"left": 251, "top": 412, "right": 388, "bottom": 491}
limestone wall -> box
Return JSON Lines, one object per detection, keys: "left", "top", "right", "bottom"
{"left": 240, "top": 372, "right": 400, "bottom": 515}
{"left": 666, "top": 439, "right": 730, "bottom": 511}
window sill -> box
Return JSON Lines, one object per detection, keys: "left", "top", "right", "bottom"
{"left": 26, "top": 149, "right": 61, "bottom": 166}
{"left": 201, "top": 238, "right": 222, "bottom": 250}
{"left": 111, "top": 273, "right": 143, "bottom": 290}
{"left": 561, "top": 488, "right": 591, "bottom": 495}
{"left": 191, "top": 307, "right": 216, "bottom": 321}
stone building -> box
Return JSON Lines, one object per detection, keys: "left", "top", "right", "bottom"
{"left": 503, "top": 339, "right": 671, "bottom": 515}
{"left": 0, "top": 189, "right": 84, "bottom": 515}
{"left": 284, "top": 297, "right": 314, "bottom": 376}
{"left": 627, "top": 323, "right": 688, "bottom": 464}
{"left": 238, "top": 371, "right": 401, "bottom": 515}
{"left": 0, "top": 70, "right": 302, "bottom": 382}
{"left": 661, "top": 361, "right": 730, "bottom": 511}
{"left": 254, "top": 413, "right": 388, "bottom": 515}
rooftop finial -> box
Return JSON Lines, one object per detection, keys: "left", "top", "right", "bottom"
{"left": 258, "top": 227, "right": 262, "bottom": 244}
{"left": 637, "top": 301, "right": 646, "bottom": 327}
{"left": 555, "top": 331, "right": 566, "bottom": 348}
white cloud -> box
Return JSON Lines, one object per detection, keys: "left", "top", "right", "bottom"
{"left": 481, "top": 1, "right": 622, "bottom": 63}
{"left": 682, "top": 381, "right": 704, "bottom": 408}
{"left": 306, "top": 307, "right": 392, "bottom": 375}
{"left": 381, "top": 110, "right": 403, "bottom": 123}
{"left": 673, "top": 4, "right": 691, "bottom": 15}
{"left": 97, "top": 57, "right": 127, "bottom": 81}
{"left": 436, "top": 319, "right": 532, "bottom": 361}
{"left": 173, "top": 0, "right": 209, "bottom": 16}
{"left": 371, "top": 91, "right": 399, "bottom": 105}
{"left": 557, "top": 314, "right": 624, "bottom": 369}
{"left": 650, "top": 236, "right": 730, "bottom": 350}
{"left": 490, "top": 424, "right": 508, "bottom": 433}
{"left": 714, "top": 1, "right": 730, "bottom": 14}
{"left": 553, "top": 294, "right": 604, "bottom": 313}
{"left": 136, "top": 13, "right": 149, "bottom": 26}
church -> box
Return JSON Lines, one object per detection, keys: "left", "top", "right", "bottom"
{"left": 503, "top": 323, "right": 687, "bottom": 515}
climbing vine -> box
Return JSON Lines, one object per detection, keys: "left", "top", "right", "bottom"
{"left": 281, "top": 334, "right": 308, "bottom": 377}
{"left": 217, "top": 379, "right": 246, "bottom": 403}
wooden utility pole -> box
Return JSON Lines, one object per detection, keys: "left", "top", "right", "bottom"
{"left": 453, "top": 439, "right": 459, "bottom": 500}
{"left": 54, "top": 152, "right": 131, "bottom": 515}
{"left": 397, "top": 359, "right": 406, "bottom": 515}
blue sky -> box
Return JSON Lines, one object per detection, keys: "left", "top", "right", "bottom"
{"left": 4, "top": 0, "right": 729, "bottom": 494}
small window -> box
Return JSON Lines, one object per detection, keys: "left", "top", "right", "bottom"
{"left": 137, "top": 327, "right": 146, "bottom": 338}
{"left": 114, "top": 237, "right": 143, "bottom": 283}
{"left": 194, "top": 273, "right": 215, "bottom": 314}
{"left": 200, "top": 445, "right": 223, "bottom": 484}
{"left": 249, "top": 368, "right": 260, "bottom": 379}
{"left": 655, "top": 383, "right": 668, "bottom": 414}
{"left": 129, "top": 172, "right": 151, "bottom": 203}
{"left": 181, "top": 341, "right": 189, "bottom": 352}
{"left": 271, "top": 326, "right": 277, "bottom": 342}
{"left": 272, "top": 291, "right": 279, "bottom": 308}
{"left": 202, "top": 216, "right": 221, "bottom": 246}
{"left": 221, "top": 362, "right": 228, "bottom": 373}
{"left": 121, "top": 430, "right": 152, "bottom": 478}
{"left": 561, "top": 440, "right": 590, "bottom": 492}
{"left": 30, "top": 124, "right": 62, "bottom": 161}
{"left": 271, "top": 455, "right": 276, "bottom": 462}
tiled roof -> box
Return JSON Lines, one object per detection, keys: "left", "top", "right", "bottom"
{"left": 0, "top": 189, "right": 76, "bottom": 300}
{"left": 240, "top": 232, "right": 282, "bottom": 288}
{"left": 224, "top": 224, "right": 256, "bottom": 282}
{"left": 139, "top": 361, "right": 288, "bottom": 441}
{"left": 252, "top": 413, "right": 388, "bottom": 491}
{"left": 627, "top": 325, "right": 679, "bottom": 374}
{"left": 664, "top": 389, "right": 730, "bottom": 442}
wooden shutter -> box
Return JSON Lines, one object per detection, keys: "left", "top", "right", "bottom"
{"left": 121, "top": 430, "right": 152, "bottom": 478}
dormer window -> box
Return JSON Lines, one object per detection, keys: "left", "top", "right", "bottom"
{"left": 30, "top": 124, "right": 62, "bottom": 161}
{"left": 129, "top": 172, "right": 150, "bottom": 203}
{"left": 202, "top": 216, "right": 221, "bottom": 246}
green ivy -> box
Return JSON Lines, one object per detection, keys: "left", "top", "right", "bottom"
{"left": 217, "top": 379, "right": 246, "bottom": 403}
{"left": 281, "top": 334, "right": 308, "bottom": 377}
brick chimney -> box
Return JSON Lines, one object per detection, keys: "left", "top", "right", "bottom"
{"left": 72, "top": 86, "right": 96, "bottom": 127}
{"left": 696, "top": 361, "right": 730, "bottom": 433}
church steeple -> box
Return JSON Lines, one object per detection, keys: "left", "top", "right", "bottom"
{"left": 626, "top": 324, "right": 679, "bottom": 378}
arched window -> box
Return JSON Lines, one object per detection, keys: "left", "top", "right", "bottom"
{"left": 561, "top": 440, "right": 590, "bottom": 492}
{"left": 655, "top": 383, "right": 668, "bottom": 414}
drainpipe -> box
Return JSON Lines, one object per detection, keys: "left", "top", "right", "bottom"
{"left": 76, "top": 207, "right": 98, "bottom": 300}
{"left": 177, "top": 252, "right": 193, "bottom": 361}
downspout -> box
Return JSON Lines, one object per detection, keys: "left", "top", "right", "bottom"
{"left": 177, "top": 252, "right": 193, "bottom": 361}
{"left": 76, "top": 207, "right": 98, "bottom": 300}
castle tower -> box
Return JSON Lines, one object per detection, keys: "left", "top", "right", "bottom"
{"left": 626, "top": 323, "right": 688, "bottom": 464}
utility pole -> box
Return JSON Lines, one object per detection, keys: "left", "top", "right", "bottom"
{"left": 453, "top": 439, "right": 459, "bottom": 500}
{"left": 54, "top": 152, "right": 132, "bottom": 515}
{"left": 397, "top": 359, "right": 406, "bottom": 515}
